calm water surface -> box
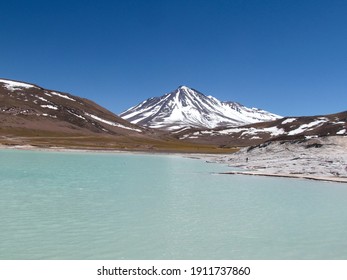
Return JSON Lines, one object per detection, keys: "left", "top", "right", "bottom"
{"left": 0, "top": 149, "right": 347, "bottom": 259}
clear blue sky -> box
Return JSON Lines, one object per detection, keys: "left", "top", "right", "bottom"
{"left": 1, "top": 0, "right": 346, "bottom": 117}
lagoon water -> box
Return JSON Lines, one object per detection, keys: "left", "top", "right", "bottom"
{"left": 1, "top": 149, "right": 347, "bottom": 260}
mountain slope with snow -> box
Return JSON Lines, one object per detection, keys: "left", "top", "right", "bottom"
{"left": 0, "top": 78, "right": 143, "bottom": 136}
{"left": 177, "top": 111, "right": 347, "bottom": 147}
{"left": 120, "top": 86, "right": 281, "bottom": 130}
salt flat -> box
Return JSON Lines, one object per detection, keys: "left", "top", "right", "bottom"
{"left": 214, "top": 136, "right": 347, "bottom": 183}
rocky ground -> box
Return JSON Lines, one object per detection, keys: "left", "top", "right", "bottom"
{"left": 213, "top": 136, "right": 347, "bottom": 183}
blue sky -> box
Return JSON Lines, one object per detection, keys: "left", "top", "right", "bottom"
{"left": 1, "top": 0, "right": 346, "bottom": 117}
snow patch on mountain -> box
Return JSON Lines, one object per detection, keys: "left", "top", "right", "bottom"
{"left": 85, "top": 113, "right": 142, "bottom": 132}
{"left": 40, "top": 104, "right": 58, "bottom": 110}
{"left": 282, "top": 118, "right": 296, "bottom": 124}
{"left": 287, "top": 119, "right": 326, "bottom": 136}
{"left": 0, "top": 79, "right": 37, "bottom": 91}
{"left": 51, "top": 91, "right": 76, "bottom": 101}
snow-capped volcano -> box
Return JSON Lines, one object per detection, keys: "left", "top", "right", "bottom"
{"left": 120, "top": 86, "right": 281, "bottom": 130}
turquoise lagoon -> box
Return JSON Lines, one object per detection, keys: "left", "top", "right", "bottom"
{"left": 0, "top": 149, "right": 347, "bottom": 259}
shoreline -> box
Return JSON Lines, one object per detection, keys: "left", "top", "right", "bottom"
{"left": 1, "top": 142, "right": 347, "bottom": 184}
{"left": 221, "top": 170, "right": 347, "bottom": 184}
{"left": 0, "top": 143, "right": 228, "bottom": 158}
